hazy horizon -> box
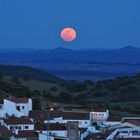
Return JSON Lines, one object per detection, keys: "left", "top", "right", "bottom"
{"left": 0, "top": 45, "right": 140, "bottom": 51}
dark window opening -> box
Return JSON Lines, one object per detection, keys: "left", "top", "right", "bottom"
{"left": 18, "top": 126, "right": 21, "bottom": 130}
{"left": 25, "top": 126, "right": 29, "bottom": 129}
{"left": 16, "top": 106, "right": 20, "bottom": 111}
{"left": 10, "top": 126, "right": 14, "bottom": 130}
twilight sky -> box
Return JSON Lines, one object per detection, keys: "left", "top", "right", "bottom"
{"left": 0, "top": 0, "right": 140, "bottom": 49}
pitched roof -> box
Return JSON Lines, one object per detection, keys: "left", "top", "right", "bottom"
{"left": 14, "top": 131, "right": 37, "bottom": 138}
{"left": 4, "top": 118, "right": 33, "bottom": 125}
{"left": 35, "top": 123, "right": 86, "bottom": 131}
{"left": 7, "top": 97, "right": 29, "bottom": 103}
{"left": 125, "top": 120, "right": 140, "bottom": 126}
{"left": 108, "top": 115, "right": 122, "bottom": 122}
{"left": 35, "top": 123, "right": 67, "bottom": 131}
{"left": 0, "top": 125, "right": 13, "bottom": 137}
{"left": 29, "top": 110, "right": 89, "bottom": 121}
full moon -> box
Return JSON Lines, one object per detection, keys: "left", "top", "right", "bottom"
{"left": 61, "top": 28, "right": 76, "bottom": 42}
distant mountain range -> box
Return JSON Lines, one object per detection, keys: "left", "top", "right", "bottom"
{"left": 0, "top": 46, "right": 140, "bottom": 81}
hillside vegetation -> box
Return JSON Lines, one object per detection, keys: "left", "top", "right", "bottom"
{"left": 0, "top": 72, "right": 140, "bottom": 116}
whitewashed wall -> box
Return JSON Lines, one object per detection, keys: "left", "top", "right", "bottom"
{"left": 44, "top": 118, "right": 90, "bottom": 128}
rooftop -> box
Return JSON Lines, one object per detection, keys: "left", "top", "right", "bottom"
{"left": 35, "top": 123, "right": 86, "bottom": 131}
{"left": 29, "top": 110, "right": 89, "bottom": 121}
{"left": 108, "top": 115, "right": 122, "bottom": 122}
{"left": 14, "top": 131, "right": 37, "bottom": 138}
{"left": 6, "top": 97, "right": 29, "bottom": 103}
{"left": 4, "top": 117, "right": 33, "bottom": 125}
{"left": 0, "top": 125, "right": 13, "bottom": 137}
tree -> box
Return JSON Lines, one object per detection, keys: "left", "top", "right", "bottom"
{"left": 66, "top": 81, "right": 87, "bottom": 92}
{"left": 59, "top": 91, "right": 73, "bottom": 101}
{"left": 11, "top": 77, "right": 20, "bottom": 84}
{"left": 32, "top": 98, "right": 41, "bottom": 110}
{"left": 50, "top": 86, "right": 58, "bottom": 92}
{"left": 0, "top": 74, "right": 4, "bottom": 80}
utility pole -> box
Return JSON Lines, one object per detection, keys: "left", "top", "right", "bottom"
{"left": 46, "top": 106, "right": 54, "bottom": 140}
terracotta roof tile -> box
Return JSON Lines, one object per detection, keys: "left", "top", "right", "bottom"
{"left": 7, "top": 97, "right": 29, "bottom": 103}
{"left": 126, "top": 120, "right": 140, "bottom": 126}
{"left": 0, "top": 125, "right": 13, "bottom": 137}
{"left": 35, "top": 123, "right": 86, "bottom": 131}
{"left": 4, "top": 118, "right": 33, "bottom": 125}
{"left": 14, "top": 130, "right": 37, "bottom": 138}
{"left": 108, "top": 115, "right": 122, "bottom": 122}
{"left": 35, "top": 123, "right": 67, "bottom": 131}
{"left": 29, "top": 110, "right": 89, "bottom": 121}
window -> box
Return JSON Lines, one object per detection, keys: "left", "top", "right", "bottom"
{"left": 85, "top": 122, "right": 87, "bottom": 124}
{"left": 121, "top": 131, "right": 128, "bottom": 133}
{"left": 16, "top": 106, "right": 20, "bottom": 111}
{"left": 18, "top": 126, "right": 21, "bottom": 130}
{"left": 10, "top": 126, "right": 14, "bottom": 130}
{"left": 22, "top": 106, "right": 25, "bottom": 109}
{"left": 25, "top": 126, "right": 29, "bottom": 129}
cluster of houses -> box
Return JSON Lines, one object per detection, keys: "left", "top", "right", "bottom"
{"left": 0, "top": 97, "right": 139, "bottom": 140}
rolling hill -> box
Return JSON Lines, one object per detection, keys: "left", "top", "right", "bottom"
{"left": 0, "top": 64, "right": 64, "bottom": 83}
{"left": 0, "top": 46, "right": 140, "bottom": 81}
{"left": 0, "top": 69, "right": 140, "bottom": 116}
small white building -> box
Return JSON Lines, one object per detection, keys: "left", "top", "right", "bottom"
{"left": 0, "top": 118, "right": 37, "bottom": 140}
{"left": 39, "top": 129, "right": 68, "bottom": 140}
{"left": 3, "top": 117, "right": 34, "bottom": 132}
{"left": 38, "top": 123, "right": 81, "bottom": 140}
{"left": 118, "top": 126, "right": 140, "bottom": 139}
{"left": 0, "top": 97, "right": 32, "bottom": 118}
{"left": 90, "top": 109, "right": 109, "bottom": 125}
{"left": 43, "top": 110, "right": 90, "bottom": 128}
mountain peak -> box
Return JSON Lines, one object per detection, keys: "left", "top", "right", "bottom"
{"left": 52, "top": 47, "right": 72, "bottom": 52}
{"left": 119, "top": 46, "right": 140, "bottom": 51}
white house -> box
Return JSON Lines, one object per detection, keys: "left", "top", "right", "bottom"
{"left": 90, "top": 109, "right": 109, "bottom": 125}
{"left": 0, "top": 117, "right": 37, "bottom": 140}
{"left": 44, "top": 110, "right": 90, "bottom": 128}
{"left": 39, "top": 131, "right": 68, "bottom": 140}
{"left": 103, "top": 115, "right": 122, "bottom": 127}
{"left": 0, "top": 97, "right": 32, "bottom": 118}
{"left": 37, "top": 123, "right": 80, "bottom": 140}
{"left": 3, "top": 117, "right": 34, "bottom": 133}
{"left": 106, "top": 126, "right": 140, "bottom": 140}
{"left": 118, "top": 126, "right": 140, "bottom": 139}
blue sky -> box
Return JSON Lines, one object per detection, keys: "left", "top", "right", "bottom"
{"left": 0, "top": 0, "right": 140, "bottom": 49}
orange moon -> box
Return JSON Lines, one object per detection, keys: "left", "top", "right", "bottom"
{"left": 61, "top": 28, "right": 76, "bottom": 42}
